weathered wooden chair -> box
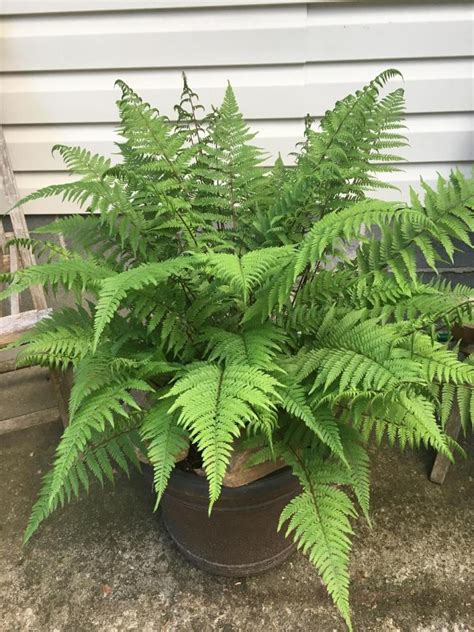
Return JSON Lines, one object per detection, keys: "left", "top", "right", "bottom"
{"left": 0, "top": 126, "right": 69, "bottom": 433}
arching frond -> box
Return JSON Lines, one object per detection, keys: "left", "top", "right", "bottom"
{"left": 141, "top": 399, "right": 189, "bottom": 507}
{"left": 278, "top": 446, "right": 356, "bottom": 631}
{"left": 92, "top": 258, "right": 194, "bottom": 348}
{"left": 203, "top": 322, "right": 284, "bottom": 368}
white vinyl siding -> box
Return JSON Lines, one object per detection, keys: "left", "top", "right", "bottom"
{"left": 1, "top": 1, "right": 473, "bottom": 215}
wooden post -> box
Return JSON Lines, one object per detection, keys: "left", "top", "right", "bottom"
{"left": 430, "top": 338, "right": 472, "bottom": 485}
{"left": 0, "top": 224, "right": 7, "bottom": 318}
{"left": 0, "top": 125, "right": 70, "bottom": 429}
{"left": 430, "top": 404, "right": 462, "bottom": 485}
{"left": 8, "top": 240, "right": 20, "bottom": 316}
{"left": 0, "top": 218, "right": 6, "bottom": 251}
{"left": 50, "top": 368, "right": 73, "bottom": 427}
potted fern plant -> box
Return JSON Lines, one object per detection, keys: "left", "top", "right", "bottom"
{"left": 3, "top": 70, "right": 473, "bottom": 630}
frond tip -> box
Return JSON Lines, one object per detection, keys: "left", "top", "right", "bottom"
{"left": 140, "top": 400, "right": 189, "bottom": 508}
{"left": 279, "top": 447, "right": 356, "bottom": 630}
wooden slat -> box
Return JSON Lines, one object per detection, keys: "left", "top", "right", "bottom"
{"left": 430, "top": 405, "right": 462, "bottom": 485}
{"left": 0, "top": 346, "right": 20, "bottom": 374}
{"left": 0, "top": 226, "right": 9, "bottom": 317}
{"left": 2, "top": 230, "right": 20, "bottom": 318}
{"left": 0, "top": 220, "right": 6, "bottom": 251}
{"left": 0, "top": 308, "right": 52, "bottom": 347}
{"left": 0, "top": 407, "right": 60, "bottom": 435}
{"left": 0, "top": 126, "right": 48, "bottom": 311}
{"left": 0, "top": 250, "right": 8, "bottom": 318}
{"left": 8, "top": 243, "right": 20, "bottom": 315}
{"left": 0, "top": 254, "right": 9, "bottom": 273}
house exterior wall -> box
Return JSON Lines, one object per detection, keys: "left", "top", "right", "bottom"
{"left": 0, "top": 1, "right": 473, "bottom": 215}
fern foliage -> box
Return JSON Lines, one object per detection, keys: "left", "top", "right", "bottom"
{"left": 7, "top": 72, "right": 473, "bottom": 629}
{"left": 165, "top": 362, "right": 280, "bottom": 508}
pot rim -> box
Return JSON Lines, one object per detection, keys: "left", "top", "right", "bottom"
{"left": 162, "top": 464, "right": 298, "bottom": 503}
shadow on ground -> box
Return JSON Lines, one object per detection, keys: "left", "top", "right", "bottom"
{"left": 1, "top": 418, "right": 473, "bottom": 631}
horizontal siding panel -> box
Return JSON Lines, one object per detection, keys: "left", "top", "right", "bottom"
{"left": 4, "top": 57, "right": 469, "bottom": 92}
{"left": 2, "top": 82, "right": 306, "bottom": 124}
{"left": 0, "top": 28, "right": 306, "bottom": 72}
{"left": 4, "top": 114, "right": 473, "bottom": 171}
{"left": 1, "top": 6, "right": 304, "bottom": 35}
{"left": 1, "top": 4, "right": 472, "bottom": 71}
{"left": 0, "top": 0, "right": 389, "bottom": 15}
{"left": 2, "top": 60, "right": 472, "bottom": 124}
{"left": 5, "top": 3, "right": 469, "bottom": 36}
{"left": 1, "top": 2, "right": 472, "bottom": 215}
{"left": 3, "top": 163, "right": 471, "bottom": 215}
{"left": 306, "top": 21, "right": 470, "bottom": 61}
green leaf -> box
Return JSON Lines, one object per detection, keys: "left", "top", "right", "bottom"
{"left": 165, "top": 362, "right": 280, "bottom": 510}
{"left": 141, "top": 400, "right": 189, "bottom": 507}
{"left": 279, "top": 446, "right": 356, "bottom": 631}
{"left": 92, "top": 258, "right": 194, "bottom": 349}
{"left": 202, "top": 247, "right": 293, "bottom": 304}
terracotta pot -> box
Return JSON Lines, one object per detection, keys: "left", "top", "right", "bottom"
{"left": 452, "top": 323, "right": 474, "bottom": 346}
{"left": 144, "top": 465, "right": 299, "bottom": 577}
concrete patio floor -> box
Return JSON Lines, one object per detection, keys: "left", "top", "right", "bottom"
{"left": 1, "top": 366, "right": 473, "bottom": 631}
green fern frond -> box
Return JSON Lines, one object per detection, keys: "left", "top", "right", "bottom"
{"left": 24, "top": 381, "right": 150, "bottom": 543}
{"left": 49, "top": 379, "right": 150, "bottom": 503}
{"left": 165, "top": 362, "right": 280, "bottom": 509}
{"left": 279, "top": 376, "right": 347, "bottom": 465}
{"left": 455, "top": 381, "right": 474, "bottom": 433}
{"left": 202, "top": 83, "right": 268, "bottom": 235}
{"left": 351, "top": 392, "right": 450, "bottom": 457}
{"left": 201, "top": 246, "right": 293, "bottom": 304}
{"left": 403, "top": 334, "right": 474, "bottom": 385}
{"left": 279, "top": 446, "right": 356, "bottom": 630}
{"left": 356, "top": 169, "right": 474, "bottom": 284}
{"left": 24, "top": 419, "right": 141, "bottom": 543}
{"left": 15, "top": 306, "right": 93, "bottom": 370}
{"left": 92, "top": 258, "right": 194, "bottom": 348}
{"left": 295, "top": 201, "right": 435, "bottom": 277}
{"left": 339, "top": 426, "right": 371, "bottom": 524}
{"left": 140, "top": 399, "right": 189, "bottom": 507}
{"left": 51, "top": 145, "right": 111, "bottom": 178}
{"left": 0, "top": 256, "right": 112, "bottom": 301}
{"left": 68, "top": 351, "right": 144, "bottom": 417}
{"left": 203, "top": 322, "right": 284, "bottom": 368}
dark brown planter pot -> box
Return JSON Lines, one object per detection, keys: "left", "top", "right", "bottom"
{"left": 144, "top": 465, "right": 300, "bottom": 577}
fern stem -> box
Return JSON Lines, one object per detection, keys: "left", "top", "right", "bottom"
{"left": 400, "top": 298, "right": 474, "bottom": 339}
{"left": 82, "top": 422, "right": 141, "bottom": 458}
